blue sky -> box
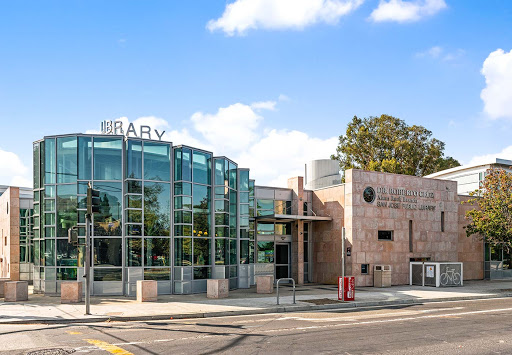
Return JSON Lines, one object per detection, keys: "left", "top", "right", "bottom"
{"left": 1, "top": 0, "right": 512, "bottom": 187}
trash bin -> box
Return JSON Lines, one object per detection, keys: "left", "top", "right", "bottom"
{"left": 374, "top": 265, "right": 391, "bottom": 287}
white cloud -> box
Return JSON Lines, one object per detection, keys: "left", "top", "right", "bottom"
{"left": 416, "top": 46, "right": 443, "bottom": 58}
{"left": 468, "top": 145, "right": 512, "bottom": 166}
{"left": 0, "top": 149, "right": 31, "bottom": 187}
{"left": 207, "top": 0, "right": 364, "bottom": 36}
{"left": 89, "top": 97, "right": 337, "bottom": 187}
{"left": 236, "top": 129, "right": 338, "bottom": 186}
{"left": 250, "top": 100, "right": 277, "bottom": 111}
{"left": 278, "top": 94, "right": 291, "bottom": 102}
{"left": 415, "top": 46, "right": 465, "bottom": 62}
{"left": 370, "top": 0, "right": 446, "bottom": 23}
{"left": 190, "top": 102, "right": 264, "bottom": 153}
{"left": 480, "top": 48, "right": 512, "bottom": 120}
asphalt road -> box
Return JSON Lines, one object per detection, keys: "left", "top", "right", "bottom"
{"left": 2, "top": 297, "right": 512, "bottom": 355}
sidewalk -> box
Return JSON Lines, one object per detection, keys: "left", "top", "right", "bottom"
{"left": 1, "top": 280, "right": 512, "bottom": 325}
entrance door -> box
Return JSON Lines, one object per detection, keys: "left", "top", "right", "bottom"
{"left": 275, "top": 243, "right": 290, "bottom": 280}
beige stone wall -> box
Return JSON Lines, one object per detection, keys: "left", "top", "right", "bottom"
{"left": 311, "top": 184, "right": 345, "bottom": 284}
{"left": 346, "top": 169, "right": 462, "bottom": 286}
{"left": 0, "top": 187, "right": 20, "bottom": 281}
{"left": 458, "top": 195, "right": 484, "bottom": 280}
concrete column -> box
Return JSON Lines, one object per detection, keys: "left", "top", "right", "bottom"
{"left": 288, "top": 177, "right": 305, "bottom": 285}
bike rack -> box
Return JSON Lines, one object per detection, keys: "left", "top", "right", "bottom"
{"left": 276, "top": 278, "right": 296, "bottom": 305}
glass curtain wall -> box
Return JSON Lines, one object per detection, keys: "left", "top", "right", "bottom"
{"left": 174, "top": 147, "right": 212, "bottom": 293}
{"left": 213, "top": 158, "right": 238, "bottom": 286}
{"left": 33, "top": 135, "right": 249, "bottom": 295}
{"left": 125, "top": 139, "right": 172, "bottom": 293}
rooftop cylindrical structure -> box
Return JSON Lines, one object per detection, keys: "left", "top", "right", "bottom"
{"left": 305, "top": 159, "right": 342, "bottom": 190}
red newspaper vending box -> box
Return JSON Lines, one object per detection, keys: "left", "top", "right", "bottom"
{"left": 338, "top": 276, "right": 355, "bottom": 301}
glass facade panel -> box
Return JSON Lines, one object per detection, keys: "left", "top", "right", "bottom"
{"left": 57, "top": 239, "right": 78, "bottom": 266}
{"left": 174, "top": 148, "right": 192, "bottom": 181}
{"left": 193, "top": 151, "right": 211, "bottom": 184}
{"left": 34, "top": 143, "right": 40, "bottom": 189}
{"left": 93, "top": 182, "right": 122, "bottom": 236}
{"left": 229, "top": 162, "right": 237, "bottom": 189}
{"left": 94, "top": 238, "right": 122, "bottom": 266}
{"left": 126, "top": 238, "right": 142, "bottom": 266}
{"left": 257, "top": 242, "right": 274, "bottom": 263}
{"left": 126, "top": 140, "right": 142, "bottom": 179}
{"left": 174, "top": 182, "right": 192, "bottom": 196}
{"left": 126, "top": 195, "right": 142, "bottom": 209}
{"left": 240, "top": 240, "right": 249, "bottom": 264}
{"left": 93, "top": 137, "right": 123, "bottom": 180}
{"left": 214, "top": 159, "right": 224, "bottom": 185}
{"left": 174, "top": 238, "right": 192, "bottom": 266}
{"left": 229, "top": 239, "right": 237, "bottom": 265}
{"left": 57, "top": 268, "right": 78, "bottom": 280}
{"left": 144, "top": 182, "right": 171, "bottom": 236}
{"left": 239, "top": 170, "right": 249, "bottom": 191}
{"left": 257, "top": 199, "right": 274, "bottom": 210}
{"left": 57, "top": 137, "right": 77, "bottom": 183}
{"left": 144, "top": 238, "right": 170, "bottom": 266}
{"left": 144, "top": 268, "right": 171, "bottom": 280}
{"left": 193, "top": 238, "right": 211, "bottom": 265}
{"left": 193, "top": 267, "right": 211, "bottom": 280}
{"left": 193, "top": 184, "right": 210, "bottom": 236}
{"left": 257, "top": 222, "right": 274, "bottom": 235}
{"left": 127, "top": 180, "right": 142, "bottom": 194}
{"left": 45, "top": 239, "right": 55, "bottom": 266}
{"left": 174, "top": 210, "right": 192, "bottom": 224}
{"left": 56, "top": 184, "right": 77, "bottom": 238}
{"left": 45, "top": 138, "right": 56, "bottom": 184}
{"left": 144, "top": 142, "right": 171, "bottom": 181}
{"left": 78, "top": 137, "right": 92, "bottom": 180}
{"left": 127, "top": 209, "right": 142, "bottom": 223}
{"left": 94, "top": 268, "right": 122, "bottom": 281}
{"left": 215, "top": 239, "right": 227, "bottom": 265}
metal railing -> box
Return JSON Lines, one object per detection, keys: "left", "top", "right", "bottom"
{"left": 276, "top": 278, "right": 296, "bottom": 305}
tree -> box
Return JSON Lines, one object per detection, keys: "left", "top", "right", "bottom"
{"left": 331, "top": 114, "right": 460, "bottom": 176}
{"left": 464, "top": 168, "right": 512, "bottom": 250}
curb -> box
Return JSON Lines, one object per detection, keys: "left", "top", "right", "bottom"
{"left": 2, "top": 293, "right": 512, "bottom": 325}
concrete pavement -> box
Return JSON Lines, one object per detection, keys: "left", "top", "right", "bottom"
{"left": 1, "top": 280, "right": 512, "bottom": 324}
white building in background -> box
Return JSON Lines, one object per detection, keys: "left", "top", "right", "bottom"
{"left": 426, "top": 158, "right": 512, "bottom": 195}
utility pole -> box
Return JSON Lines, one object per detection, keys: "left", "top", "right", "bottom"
{"left": 85, "top": 182, "right": 101, "bottom": 315}
{"left": 341, "top": 226, "right": 345, "bottom": 300}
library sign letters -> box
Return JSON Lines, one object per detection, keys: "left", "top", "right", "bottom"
{"left": 363, "top": 186, "right": 436, "bottom": 211}
{"left": 100, "top": 120, "right": 166, "bottom": 140}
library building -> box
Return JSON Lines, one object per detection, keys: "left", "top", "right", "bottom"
{"left": 0, "top": 122, "right": 502, "bottom": 296}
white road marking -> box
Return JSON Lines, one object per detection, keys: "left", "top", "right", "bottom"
{"left": 97, "top": 306, "right": 512, "bottom": 348}
{"left": 275, "top": 307, "right": 465, "bottom": 322}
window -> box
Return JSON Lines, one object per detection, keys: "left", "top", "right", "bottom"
{"left": 192, "top": 151, "right": 211, "bottom": 185}
{"left": 93, "top": 182, "right": 122, "bottom": 236}
{"left": 94, "top": 238, "right": 122, "bottom": 266}
{"left": 57, "top": 137, "right": 77, "bottom": 183}
{"left": 93, "top": 137, "right": 122, "bottom": 180}
{"left": 144, "top": 182, "right": 170, "bottom": 236}
{"left": 78, "top": 137, "right": 92, "bottom": 180}
{"left": 361, "top": 264, "right": 369, "bottom": 274}
{"left": 409, "top": 220, "right": 413, "bottom": 252}
{"left": 441, "top": 211, "right": 445, "bottom": 232}
{"left": 378, "top": 230, "right": 393, "bottom": 241}
{"left": 126, "top": 140, "right": 142, "bottom": 179}
{"left": 144, "top": 142, "right": 170, "bottom": 181}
